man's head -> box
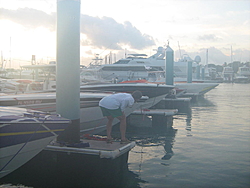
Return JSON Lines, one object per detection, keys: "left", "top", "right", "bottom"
{"left": 132, "top": 90, "right": 142, "bottom": 102}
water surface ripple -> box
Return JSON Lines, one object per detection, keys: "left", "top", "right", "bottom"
{"left": 127, "top": 83, "right": 250, "bottom": 188}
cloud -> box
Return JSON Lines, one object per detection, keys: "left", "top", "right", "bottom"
{"left": 198, "top": 34, "right": 220, "bottom": 41}
{"left": 174, "top": 47, "right": 248, "bottom": 65}
{"left": 0, "top": 8, "right": 155, "bottom": 50}
{"left": 0, "top": 7, "right": 56, "bottom": 31}
{"left": 81, "top": 15, "right": 155, "bottom": 50}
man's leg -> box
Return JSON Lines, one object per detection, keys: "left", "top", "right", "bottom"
{"left": 106, "top": 115, "right": 114, "bottom": 140}
{"left": 117, "top": 113, "right": 127, "bottom": 141}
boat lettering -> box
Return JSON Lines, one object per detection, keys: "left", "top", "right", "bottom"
{"left": 17, "top": 100, "right": 43, "bottom": 105}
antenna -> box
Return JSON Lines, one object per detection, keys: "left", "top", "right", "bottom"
{"left": 1, "top": 51, "right": 3, "bottom": 69}
{"left": 231, "top": 46, "right": 233, "bottom": 63}
{"left": 9, "top": 37, "right": 12, "bottom": 68}
{"left": 206, "top": 49, "right": 208, "bottom": 66}
{"left": 178, "top": 41, "right": 182, "bottom": 59}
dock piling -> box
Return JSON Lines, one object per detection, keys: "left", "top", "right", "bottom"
{"left": 56, "top": 0, "right": 81, "bottom": 143}
{"left": 187, "top": 61, "right": 192, "bottom": 83}
{"left": 165, "top": 46, "right": 174, "bottom": 85}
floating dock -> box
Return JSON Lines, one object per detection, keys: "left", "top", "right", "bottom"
{"left": 132, "top": 108, "right": 178, "bottom": 116}
{"left": 46, "top": 139, "right": 136, "bottom": 159}
{"left": 0, "top": 139, "right": 135, "bottom": 187}
{"left": 152, "top": 97, "right": 191, "bottom": 114}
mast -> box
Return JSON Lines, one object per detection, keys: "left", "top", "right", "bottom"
{"left": 9, "top": 37, "right": 11, "bottom": 68}
{"left": 206, "top": 49, "right": 208, "bottom": 66}
{"left": 1, "top": 51, "right": 3, "bottom": 69}
{"left": 178, "top": 41, "right": 182, "bottom": 59}
{"left": 231, "top": 46, "right": 233, "bottom": 63}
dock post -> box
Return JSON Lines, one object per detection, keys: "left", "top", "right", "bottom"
{"left": 187, "top": 61, "right": 192, "bottom": 83}
{"left": 196, "top": 64, "right": 200, "bottom": 79}
{"left": 201, "top": 67, "right": 205, "bottom": 80}
{"left": 165, "top": 45, "right": 174, "bottom": 85}
{"left": 56, "top": 0, "right": 81, "bottom": 143}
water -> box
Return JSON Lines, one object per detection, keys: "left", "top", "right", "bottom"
{"left": 1, "top": 83, "right": 250, "bottom": 188}
{"left": 125, "top": 83, "right": 250, "bottom": 188}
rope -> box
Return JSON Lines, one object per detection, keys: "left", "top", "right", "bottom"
{"left": 0, "top": 112, "right": 58, "bottom": 173}
{"left": 81, "top": 118, "right": 107, "bottom": 141}
{"left": 0, "top": 116, "right": 50, "bottom": 173}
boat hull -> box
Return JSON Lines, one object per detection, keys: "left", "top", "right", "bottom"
{"left": 0, "top": 137, "right": 55, "bottom": 178}
{"left": 0, "top": 107, "right": 70, "bottom": 178}
{"left": 0, "top": 88, "right": 169, "bottom": 134}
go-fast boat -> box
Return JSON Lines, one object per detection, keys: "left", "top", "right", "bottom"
{"left": 0, "top": 107, "right": 70, "bottom": 178}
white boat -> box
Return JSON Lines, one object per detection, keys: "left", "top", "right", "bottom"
{"left": 118, "top": 78, "right": 219, "bottom": 97}
{"left": 80, "top": 83, "right": 174, "bottom": 98}
{"left": 87, "top": 47, "right": 201, "bottom": 82}
{"left": 233, "top": 66, "right": 250, "bottom": 83}
{"left": 174, "top": 82, "right": 219, "bottom": 96}
{"left": 0, "top": 79, "right": 44, "bottom": 93}
{"left": 0, "top": 83, "right": 174, "bottom": 134}
{"left": 0, "top": 107, "right": 70, "bottom": 178}
{"left": 222, "top": 66, "right": 234, "bottom": 82}
{"left": 233, "top": 75, "right": 250, "bottom": 83}
{"left": 237, "top": 66, "right": 250, "bottom": 77}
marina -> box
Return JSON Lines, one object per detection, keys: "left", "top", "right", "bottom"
{"left": 0, "top": 0, "right": 250, "bottom": 187}
{"left": 1, "top": 83, "right": 250, "bottom": 188}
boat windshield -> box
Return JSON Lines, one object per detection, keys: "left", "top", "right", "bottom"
{"left": 114, "top": 60, "right": 130, "bottom": 64}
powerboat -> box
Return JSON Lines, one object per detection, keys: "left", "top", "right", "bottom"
{"left": 233, "top": 66, "right": 250, "bottom": 83}
{"left": 174, "top": 82, "right": 219, "bottom": 96}
{"left": 0, "top": 106, "right": 70, "bottom": 178}
{"left": 0, "top": 83, "right": 174, "bottom": 134}
{"left": 222, "top": 66, "right": 234, "bottom": 82}
{"left": 80, "top": 83, "right": 174, "bottom": 98}
{"left": 237, "top": 66, "right": 250, "bottom": 77}
{"left": 118, "top": 79, "right": 218, "bottom": 97}
{"left": 88, "top": 46, "right": 201, "bottom": 82}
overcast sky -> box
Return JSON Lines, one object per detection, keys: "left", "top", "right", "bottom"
{"left": 0, "top": 0, "right": 250, "bottom": 68}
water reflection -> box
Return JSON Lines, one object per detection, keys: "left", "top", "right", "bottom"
{"left": 98, "top": 110, "right": 190, "bottom": 186}
{"left": 186, "top": 110, "right": 192, "bottom": 137}
{"left": 119, "top": 166, "right": 148, "bottom": 188}
{"left": 126, "top": 120, "right": 178, "bottom": 161}
{"left": 191, "top": 96, "right": 215, "bottom": 107}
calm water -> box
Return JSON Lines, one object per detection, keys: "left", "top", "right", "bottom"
{"left": 126, "top": 83, "right": 250, "bottom": 188}
{"left": 1, "top": 83, "right": 250, "bottom": 188}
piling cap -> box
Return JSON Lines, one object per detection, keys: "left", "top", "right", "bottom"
{"left": 166, "top": 46, "right": 173, "bottom": 52}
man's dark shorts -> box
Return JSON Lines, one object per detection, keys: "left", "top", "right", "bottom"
{"left": 100, "top": 106, "right": 123, "bottom": 118}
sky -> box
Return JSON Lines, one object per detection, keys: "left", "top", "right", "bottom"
{"left": 0, "top": 0, "right": 250, "bottom": 69}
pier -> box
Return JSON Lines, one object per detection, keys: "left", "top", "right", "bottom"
{"left": 0, "top": 140, "right": 135, "bottom": 187}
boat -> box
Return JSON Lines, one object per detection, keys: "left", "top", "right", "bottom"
{"left": 0, "top": 79, "right": 44, "bottom": 93}
{"left": 0, "top": 106, "right": 70, "bottom": 178}
{"left": 87, "top": 46, "right": 202, "bottom": 82}
{"left": 80, "top": 83, "right": 174, "bottom": 98}
{"left": 233, "top": 66, "right": 250, "bottom": 83}
{"left": 237, "top": 66, "right": 250, "bottom": 77}
{"left": 233, "top": 76, "right": 250, "bottom": 83}
{"left": 0, "top": 83, "right": 174, "bottom": 134}
{"left": 222, "top": 66, "right": 234, "bottom": 82}
{"left": 118, "top": 78, "right": 218, "bottom": 97}
{"left": 174, "top": 82, "right": 219, "bottom": 96}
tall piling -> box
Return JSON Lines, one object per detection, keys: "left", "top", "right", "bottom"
{"left": 201, "top": 67, "right": 205, "bottom": 80}
{"left": 56, "top": 0, "right": 81, "bottom": 143}
{"left": 165, "top": 46, "right": 174, "bottom": 85}
{"left": 196, "top": 64, "right": 200, "bottom": 79}
{"left": 187, "top": 61, "right": 192, "bottom": 83}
